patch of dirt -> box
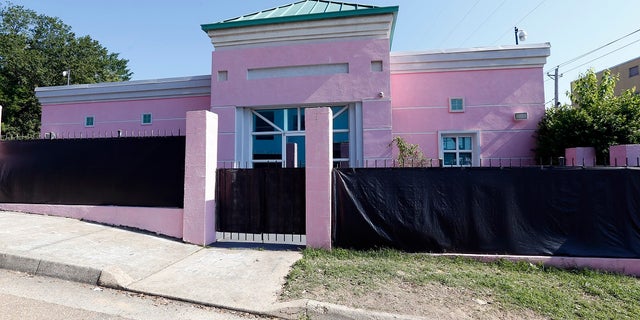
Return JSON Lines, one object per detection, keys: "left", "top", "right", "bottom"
{"left": 286, "top": 281, "right": 547, "bottom": 319}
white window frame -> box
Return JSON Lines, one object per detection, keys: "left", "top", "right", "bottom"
{"left": 237, "top": 105, "right": 361, "bottom": 168}
{"left": 449, "top": 97, "right": 465, "bottom": 113}
{"left": 141, "top": 113, "right": 153, "bottom": 125}
{"left": 438, "top": 131, "right": 480, "bottom": 166}
{"left": 84, "top": 116, "right": 95, "bottom": 128}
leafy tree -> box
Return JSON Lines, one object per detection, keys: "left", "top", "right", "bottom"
{"left": 390, "top": 136, "right": 428, "bottom": 167}
{"left": 535, "top": 69, "right": 640, "bottom": 164}
{"left": 0, "top": 2, "right": 132, "bottom": 136}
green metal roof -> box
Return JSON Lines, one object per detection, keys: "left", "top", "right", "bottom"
{"left": 201, "top": 0, "right": 398, "bottom": 32}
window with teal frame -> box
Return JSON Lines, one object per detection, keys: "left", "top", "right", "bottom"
{"left": 84, "top": 116, "right": 94, "bottom": 127}
{"left": 141, "top": 113, "right": 152, "bottom": 125}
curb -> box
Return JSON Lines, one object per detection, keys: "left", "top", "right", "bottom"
{"left": 0, "top": 252, "right": 102, "bottom": 285}
{"left": 0, "top": 253, "right": 427, "bottom": 320}
{"left": 303, "top": 300, "right": 432, "bottom": 320}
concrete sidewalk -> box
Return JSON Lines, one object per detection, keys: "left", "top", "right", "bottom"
{"left": 0, "top": 211, "right": 306, "bottom": 317}
{"left": 0, "top": 211, "right": 428, "bottom": 320}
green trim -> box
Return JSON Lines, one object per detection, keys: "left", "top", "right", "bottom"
{"left": 201, "top": 6, "right": 398, "bottom": 32}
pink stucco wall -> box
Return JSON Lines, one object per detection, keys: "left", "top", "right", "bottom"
{"left": 609, "top": 144, "right": 640, "bottom": 166}
{"left": 565, "top": 147, "right": 596, "bottom": 167}
{"left": 211, "top": 38, "right": 392, "bottom": 164}
{"left": 0, "top": 204, "right": 184, "bottom": 239}
{"left": 41, "top": 95, "right": 210, "bottom": 137}
{"left": 183, "top": 110, "right": 218, "bottom": 245}
{"left": 305, "top": 107, "right": 333, "bottom": 249}
{"left": 390, "top": 68, "right": 545, "bottom": 164}
{"left": 211, "top": 39, "right": 391, "bottom": 107}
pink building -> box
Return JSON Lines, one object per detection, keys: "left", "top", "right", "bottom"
{"left": 36, "top": 0, "right": 550, "bottom": 167}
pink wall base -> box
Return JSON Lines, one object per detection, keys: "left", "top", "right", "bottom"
{"left": 0, "top": 204, "right": 183, "bottom": 239}
{"left": 305, "top": 107, "right": 333, "bottom": 250}
{"left": 436, "top": 253, "right": 640, "bottom": 277}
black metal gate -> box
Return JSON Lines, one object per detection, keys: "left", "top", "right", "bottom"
{"left": 215, "top": 168, "right": 305, "bottom": 243}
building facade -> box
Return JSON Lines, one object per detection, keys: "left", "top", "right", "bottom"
{"left": 594, "top": 56, "right": 640, "bottom": 95}
{"left": 36, "top": 0, "right": 550, "bottom": 167}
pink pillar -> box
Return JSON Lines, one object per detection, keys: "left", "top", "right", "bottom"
{"left": 610, "top": 144, "right": 640, "bottom": 167}
{"left": 565, "top": 147, "right": 595, "bottom": 167}
{"left": 183, "top": 110, "right": 218, "bottom": 245}
{"left": 305, "top": 107, "right": 333, "bottom": 249}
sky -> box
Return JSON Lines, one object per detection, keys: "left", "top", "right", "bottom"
{"left": 7, "top": 0, "right": 640, "bottom": 106}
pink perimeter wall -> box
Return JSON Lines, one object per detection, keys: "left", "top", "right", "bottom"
{"left": 390, "top": 67, "right": 545, "bottom": 163}
{"left": 41, "top": 95, "right": 211, "bottom": 137}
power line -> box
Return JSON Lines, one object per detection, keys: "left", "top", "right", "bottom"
{"left": 547, "top": 26, "right": 640, "bottom": 72}
{"left": 438, "top": 0, "right": 480, "bottom": 48}
{"left": 459, "top": 0, "right": 507, "bottom": 47}
{"left": 493, "top": 0, "right": 547, "bottom": 44}
{"left": 562, "top": 37, "right": 640, "bottom": 74}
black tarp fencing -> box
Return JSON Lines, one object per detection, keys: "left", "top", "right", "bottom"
{"left": 216, "top": 168, "right": 305, "bottom": 235}
{"left": 333, "top": 167, "right": 640, "bottom": 258}
{"left": 0, "top": 137, "right": 185, "bottom": 207}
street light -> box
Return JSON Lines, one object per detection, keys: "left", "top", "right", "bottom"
{"left": 514, "top": 27, "right": 527, "bottom": 45}
{"left": 62, "top": 70, "right": 70, "bottom": 85}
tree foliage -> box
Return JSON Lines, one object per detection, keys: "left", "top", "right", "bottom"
{"left": 535, "top": 69, "right": 640, "bottom": 163}
{"left": 0, "top": 2, "right": 132, "bottom": 136}
{"left": 390, "top": 136, "right": 428, "bottom": 167}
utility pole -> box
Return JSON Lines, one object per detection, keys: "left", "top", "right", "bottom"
{"left": 547, "top": 66, "right": 562, "bottom": 107}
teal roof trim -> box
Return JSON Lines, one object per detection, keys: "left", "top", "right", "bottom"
{"left": 201, "top": 5, "right": 398, "bottom": 32}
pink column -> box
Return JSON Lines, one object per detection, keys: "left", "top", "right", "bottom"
{"left": 305, "top": 107, "right": 333, "bottom": 249}
{"left": 610, "top": 144, "right": 640, "bottom": 166}
{"left": 183, "top": 110, "right": 218, "bottom": 245}
{"left": 565, "top": 147, "right": 595, "bottom": 167}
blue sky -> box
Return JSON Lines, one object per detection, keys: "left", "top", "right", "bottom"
{"left": 8, "top": 0, "right": 640, "bottom": 106}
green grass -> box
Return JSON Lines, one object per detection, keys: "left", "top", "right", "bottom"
{"left": 283, "top": 248, "right": 640, "bottom": 319}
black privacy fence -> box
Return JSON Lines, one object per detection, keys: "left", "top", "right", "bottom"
{"left": 216, "top": 168, "right": 306, "bottom": 235}
{"left": 333, "top": 167, "right": 640, "bottom": 258}
{"left": 0, "top": 137, "right": 185, "bottom": 207}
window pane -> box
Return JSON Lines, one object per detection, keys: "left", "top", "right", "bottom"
{"left": 443, "top": 153, "right": 457, "bottom": 166}
{"left": 254, "top": 110, "right": 284, "bottom": 132}
{"left": 253, "top": 134, "right": 282, "bottom": 160}
{"left": 300, "top": 108, "right": 306, "bottom": 131}
{"left": 332, "top": 106, "right": 349, "bottom": 130}
{"left": 443, "top": 137, "right": 456, "bottom": 150}
{"left": 287, "top": 108, "right": 299, "bottom": 131}
{"left": 459, "top": 152, "right": 472, "bottom": 166}
{"left": 286, "top": 136, "right": 305, "bottom": 167}
{"left": 450, "top": 98, "right": 464, "bottom": 111}
{"left": 458, "top": 137, "right": 472, "bottom": 150}
{"left": 333, "top": 132, "right": 349, "bottom": 159}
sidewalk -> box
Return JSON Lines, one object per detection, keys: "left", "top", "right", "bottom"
{"left": 0, "top": 210, "right": 306, "bottom": 317}
{"left": 0, "top": 211, "right": 428, "bottom": 320}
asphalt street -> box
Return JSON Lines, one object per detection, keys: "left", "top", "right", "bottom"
{"left": 0, "top": 269, "right": 274, "bottom": 320}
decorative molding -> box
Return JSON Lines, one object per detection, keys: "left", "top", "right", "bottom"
{"left": 206, "top": 14, "right": 395, "bottom": 50}
{"left": 248, "top": 63, "right": 348, "bottom": 80}
{"left": 390, "top": 43, "right": 551, "bottom": 73}
{"left": 35, "top": 75, "right": 211, "bottom": 104}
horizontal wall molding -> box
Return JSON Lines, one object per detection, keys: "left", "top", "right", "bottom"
{"left": 390, "top": 43, "right": 551, "bottom": 73}
{"left": 206, "top": 14, "right": 394, "bottom": 49}
{"left": 248, "top": 63, "right": 349, "bottom": 80}
{"left": 36, "top": 75, "right": 212, "bottom": 104}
